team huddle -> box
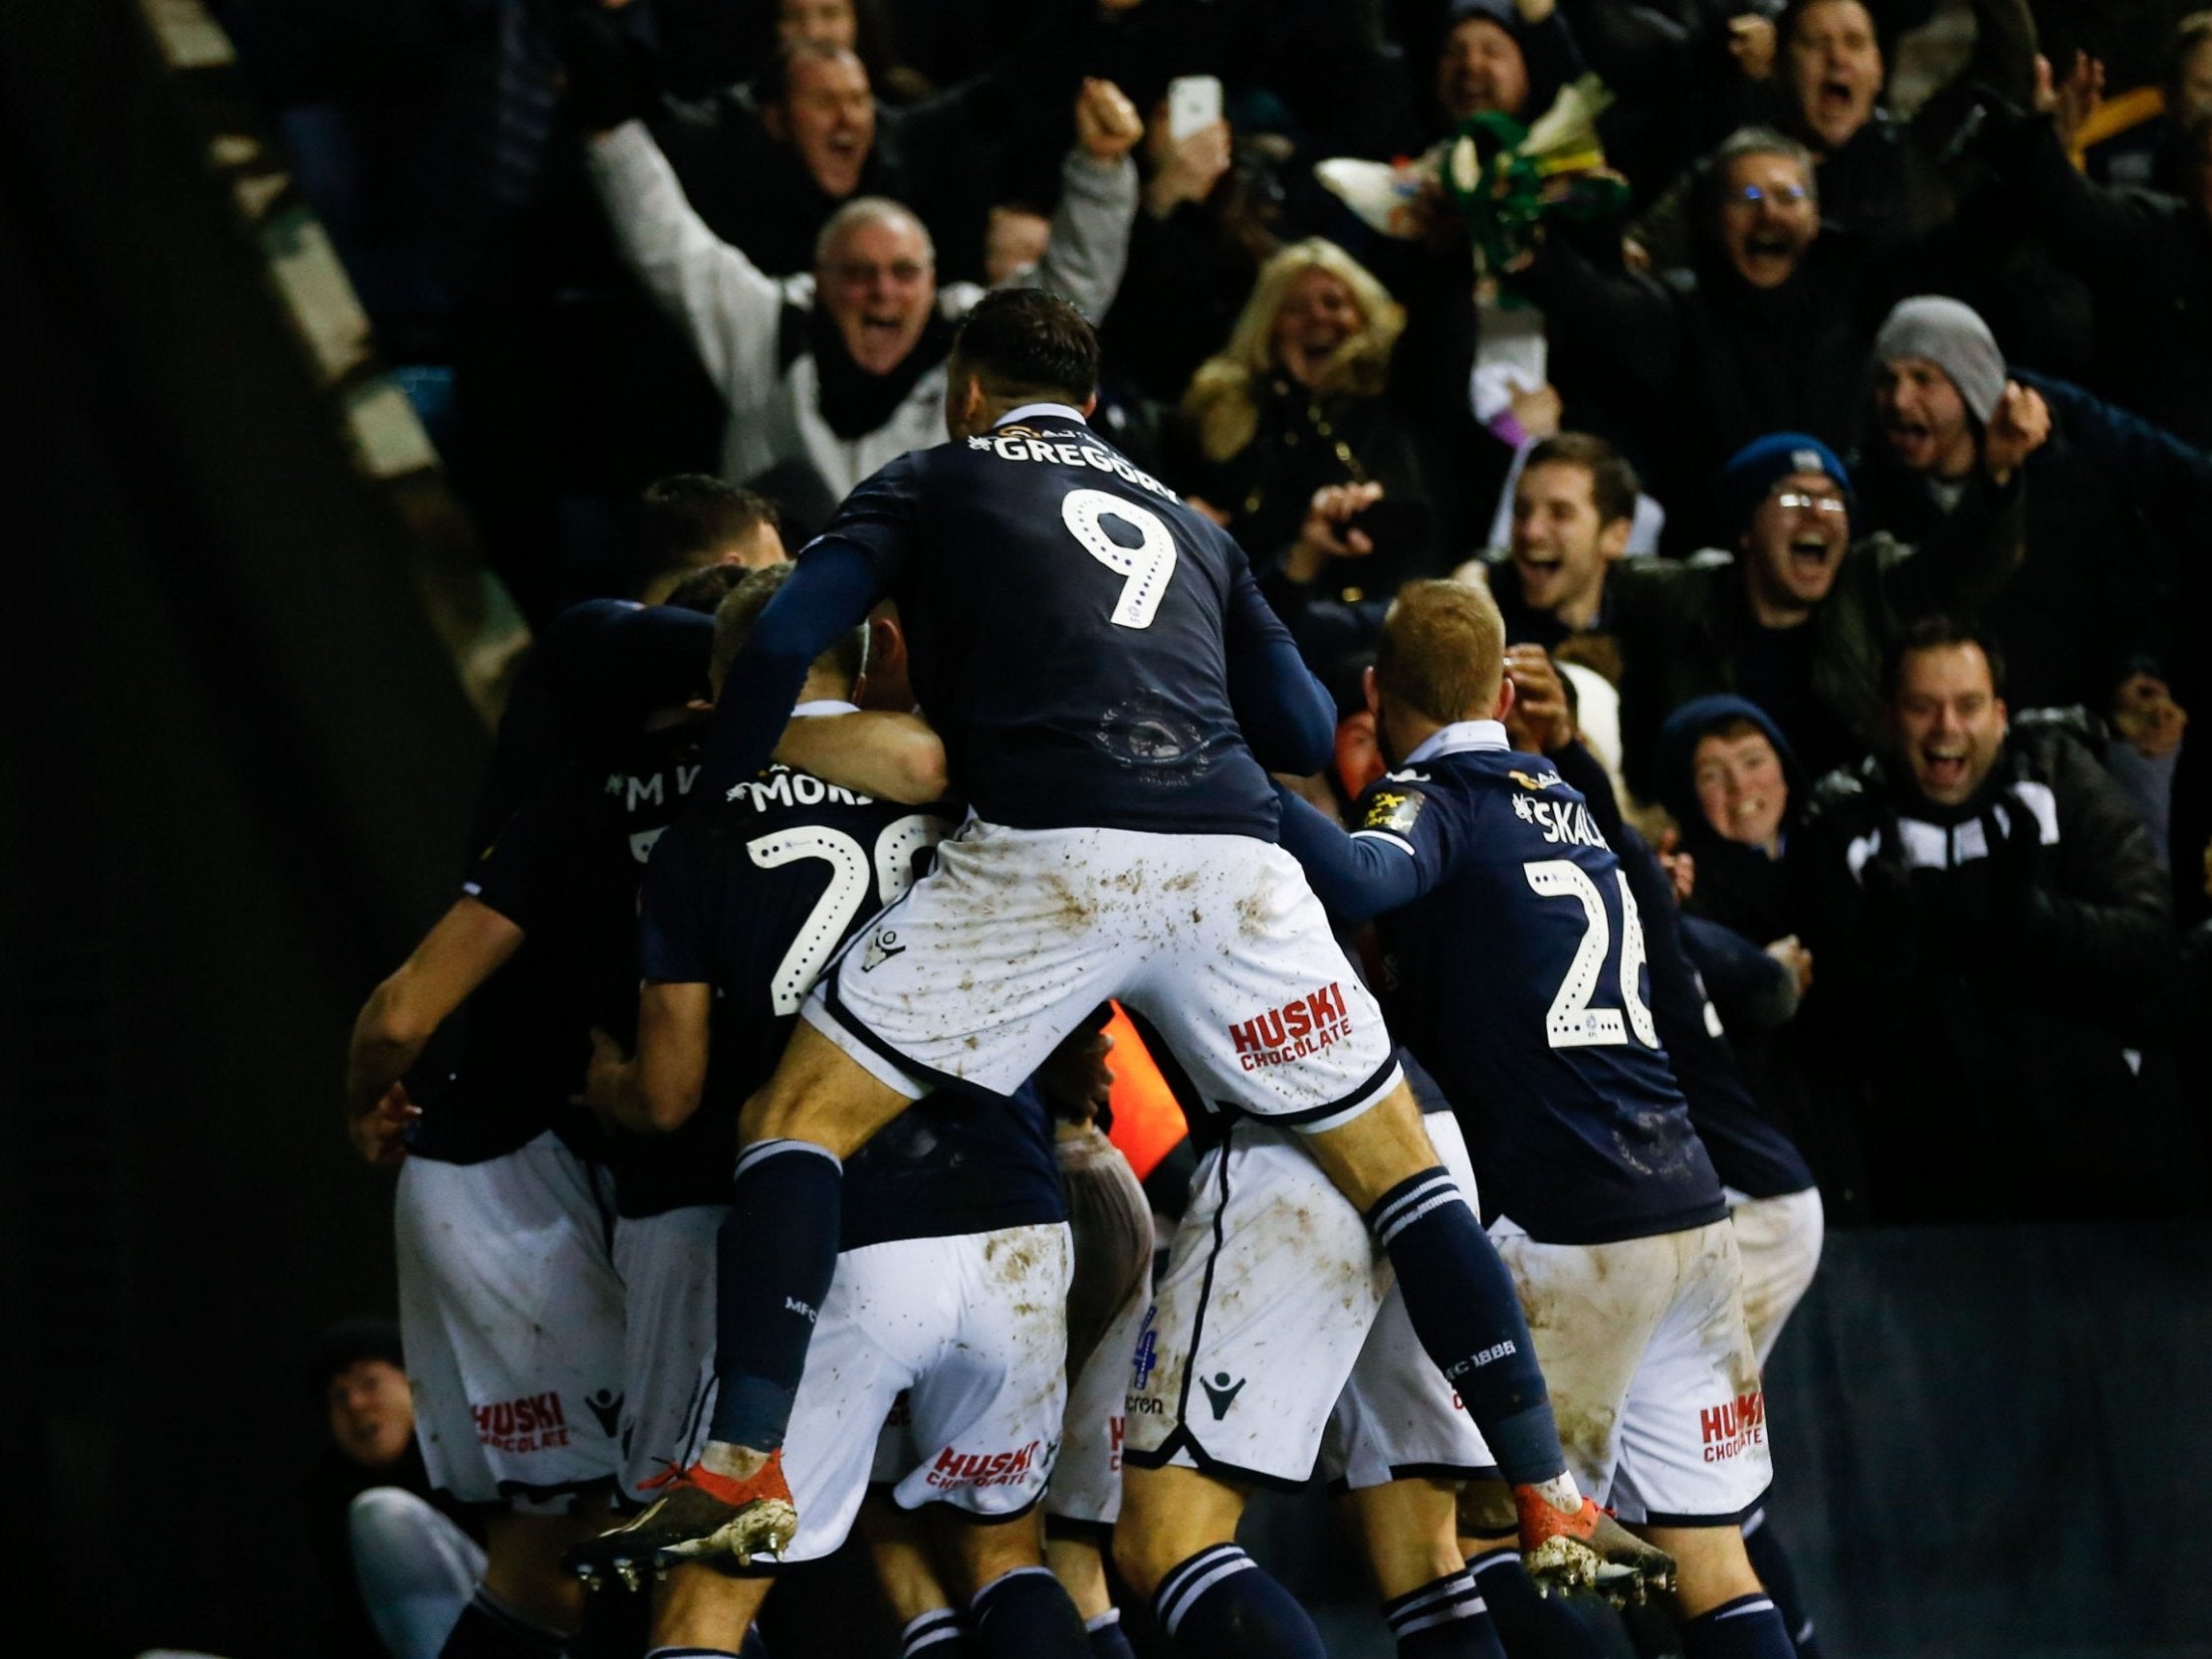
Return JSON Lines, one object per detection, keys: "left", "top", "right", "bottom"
{"left": 348, "top": 291, "right": 1818, "bottom": 1659}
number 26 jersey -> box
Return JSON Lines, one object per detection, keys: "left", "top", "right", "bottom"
{"left": 1354, "top": 742, "right": 1724, "bottom": 1245}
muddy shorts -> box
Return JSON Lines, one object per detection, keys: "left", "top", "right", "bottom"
{"left": 396, "top": 1131, "right": 625, "bottom": 1506}
{"left": 1490, "top": 1217, "right": 1770, "bottom": 1527}
{"left": 1724, "top": 1185, "right": 1824, "bottom": 1366}
{"left": 655, "top": 1222, "right": 1073, "bottom": 1563}
{"left": 611, "top": 1204, "right": 725, "bottom": 1505}
{"left": 1125, "top": 1113, "right": 1488, "bottom": 1489}
{"left": 805, "top": 820, "right": 1402, "bottom": 1132}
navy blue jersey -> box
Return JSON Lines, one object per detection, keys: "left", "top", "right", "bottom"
{"left": 1613, "top": 825, "right": 1815, "bottom": 1200}
{"left": 727, "top": 411, "right": 1330, "bottom": 839}
{"left": 412, "top": 727, "right": 703, "bottom": 1164}
{"left": 1350, "top": 741, "right": 1724, "bottom": 1244}
{"left": 630, "top": 761, "right": 1063, "bottom": 1239}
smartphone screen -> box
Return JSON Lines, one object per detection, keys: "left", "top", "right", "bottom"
{"left": 1168, "top": 75, "right": 1223, "bottom": 142}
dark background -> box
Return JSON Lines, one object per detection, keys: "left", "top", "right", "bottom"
{"left": 1, "top": 2, "right": 2206, "bottom": 1655}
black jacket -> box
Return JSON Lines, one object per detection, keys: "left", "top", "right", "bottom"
{"left": 1790, "top": 723, "right": 2202, "bottom": 1220}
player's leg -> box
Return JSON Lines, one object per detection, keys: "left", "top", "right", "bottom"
{"left": 1117, "top": 1464, "right": 1332, "bottom": 1659}
{"left": 860, "top": 1492, "right": 977, "bottom": 1659}
{"left": 1347, "top": 1480, "right": 1507, "bottom": 1659}
{"left": 1728, "top": 1188, "right": 1827, "bottom": 1657}
{"left": 346, "top": 1486, "right": 485, "bottom": 1659}
{"left": 1045, "top": 1530, "right": 1134, "bottom": 1659}
{"left": 645, "top": 1561, "right": 771, "bottom": 1659}
{"left": 1605, "top": 1223, "right": 1794, "bottom": 1659}
{"left": 1301, "top": 1086, "right": 1669, "bottom": 1591}
{"left": 395, "top": 1140, "right": 626, "bottom": 1658}
{"left": 934, "top": 1512, "right": 1090, "bottom": 1659}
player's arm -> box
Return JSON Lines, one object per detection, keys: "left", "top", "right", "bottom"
{"left": 1223, "top": 564, "right": 1338, "bottom": 774}
{"left": 345, "top": 898, "right": 526, "bottom": 1164}
{"left": 708, "top": 475, "right": 912, "bottom": 793}
{"left": 1271, "top": 784, "right": 1428, "bottom": 925}
{"left": 587, "top": 983, "right": 714, "bottom": 1134}
{"left": 773, "top": 710, "right": 949, "bottom": 805}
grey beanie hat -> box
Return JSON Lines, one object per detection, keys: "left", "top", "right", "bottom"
{"left": 1874, "top": 296, "right": 2005, "bottom": 425}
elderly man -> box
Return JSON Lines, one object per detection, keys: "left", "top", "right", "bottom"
{"left": 1606, "top": 415, "right": 2042, "bottom": 798}
{"left": 1790, "top": 617, "right": 2201, "bottom": 1222}
{"left": 585, "top": 81, "right": 1140, "bottom": 535}
{"left": 1854, "top": 295, "right": 2176, "bottom": 733}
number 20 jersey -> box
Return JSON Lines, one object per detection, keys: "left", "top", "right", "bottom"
{"left": 809, "top": 415, "right": 1284, "bottom": 840}
{"left": 1354, "top": 747, "right": 1724, "bottom": 1245}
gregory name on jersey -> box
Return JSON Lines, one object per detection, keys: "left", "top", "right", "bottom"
{"left": 964, "top": 426, "right": 1181, "bottom": 505}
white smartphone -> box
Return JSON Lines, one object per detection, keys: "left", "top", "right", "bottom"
{"left": 1167, "top": 75, "right": 1223, "bottom": 142}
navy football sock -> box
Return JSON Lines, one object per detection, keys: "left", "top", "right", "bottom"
{"left": 1741, "top": 1508, "right": 1820, "bottom": 1658}
{"left": 1084, "top": 1607, "right": 1137, "bottom": 1659}
{"left": 435, "top": 1590, "right": 566, "bottom": 1659}
{"left": 708, "top": 1139, "right": 843, "bottom": 1449}
{"left": 1681, "top": 1593, "right": 1797, "bottom": 1659}
{"left": 1465, "top": 1548, "right": 1632, "bottom": 1659}
{"left": 1151, "top": 1545, "right": 1327, "bottom": 1658}
{"left": 968, "top": 1565, "right": 1088, "bottom": 1659}
{"left": 899, "top": 1607, "right": 973, "bottom": 1658}
{"left": 1366, "top": 1167, "right": 1564, "bottom": 1484}
{"left": 1383, "top": 1569, "right": 1507, "bottom": 1658}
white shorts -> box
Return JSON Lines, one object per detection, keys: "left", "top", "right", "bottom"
{"left": 1491, "top": 1218, "right": 1770, "bottom": 1526}
{"left": 396, "top": 1132, "right": 625, "bottom": 1505}
{"left": 1126, "top": 1113, "right": 1485, "bottom": 1489}
{"left": 1724, "top": 1186, "right": 1825, "bottom": 1366}
{"left": 805, "top": 820, "right": 1402, "bottom": 1131}
{"left": 1323, "top": 1113, "right": 1495, "bottom": 1492}
{"left": 659, "top": 1223, "right": 1074, "bottom": 1564}
{"left": 611, "top": 1206, "right": 726, "bottom": 1504}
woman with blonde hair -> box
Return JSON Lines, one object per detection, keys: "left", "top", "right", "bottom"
{"left": 1175, "top": 238, "right": 1452, "bottom": 628}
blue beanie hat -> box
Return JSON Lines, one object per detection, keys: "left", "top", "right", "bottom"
{"left": 1717, "top": 432, "right": 1853, "bottom": 536}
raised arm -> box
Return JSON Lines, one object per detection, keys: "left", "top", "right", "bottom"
{"left": 1272, "top": 784, "right": 1427, "bottom": 924}
{"left": 1223, "top": 562, "right": 1338, "bottom": 776}
{"left": 585, "top": 120, "right": 785, "bottom": 405}
{"left": 1023, "top": 80, "right": 1142, "bottom": 322}
{"left": 774, "top": 710, "right": 950, "bottom": 805}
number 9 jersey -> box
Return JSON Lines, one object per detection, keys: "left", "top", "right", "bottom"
{"left": 1352, "top": 742, "right": 1725, "bottom": 1246}
{"left": 811, "top": 413, "right": 1287, "bottom": 840}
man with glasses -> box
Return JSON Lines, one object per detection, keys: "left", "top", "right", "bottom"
{"left": 1605, "top": 425, "right": 2044, "bottom": 800}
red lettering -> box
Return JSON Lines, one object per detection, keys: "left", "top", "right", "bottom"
{"left": 1230, "top": 1019, "right": 1259, "bottom": 1056}
{"left": 1306, "top": 987, "right": 1335, "bottom": 1029}
{"left": 1256, "top": 1009, "right": 1286, "bottom": 1047}
{"left": 1700, "top": 1405, "right": 1726, "bottom": 1445}
{"left": 1282, "top": 998, "right": 1312, "bottom": 1040}
{"left": 546, "top": 1391, "right": 567, "bottom": 1428}
{"left": 934, "top": 1445, "right": 968, "bottom": 1476}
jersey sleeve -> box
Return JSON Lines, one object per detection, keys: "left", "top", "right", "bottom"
{"left": 1273, "top": 783, "right": 1429, "bottom": 924}
{"left": 462, "top": 789, "right": 572, "bottom": 933}
{"left": 636, "top": 817, "right": 715, "bottom": 985}
{"left": 1223, "top": 558, "right": 1337, "bottom": 775}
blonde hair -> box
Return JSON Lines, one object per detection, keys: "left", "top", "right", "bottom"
{"left": 1376, "top": 579, "right": 1507, "bottom": 726}
{"left": 1182, "top": 239, "right": 1405, "bottom": 464}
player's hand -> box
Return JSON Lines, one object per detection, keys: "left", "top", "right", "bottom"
{"left": 1765, "top": 934, "right": 1814, "bottom": 997}
{"left": 1981, "top": 382, "right": 2050, "bottom": 484}
{"left": 582, "top": 1028, "right": 631, "bottom": 1131}
{"left": 1727, "top": 15, "right": 1777, "bottom": 80}
{"left": 2110, "top": 673, "right": 2188, "bottom": 758}
{"left": 1655, "top": 826, "right": 1696, "bottom": 905}
{"left": 1286, "top": 482, "right": 1383, "bottom": 581}
{"left": 1144, "top": 111, "right": 1233, "bottom": 218}
{"left": 1502, "top": 644, "right": 1576, "bottom": 755}
{"left": 1076, "top": 79, "right": 1144, "bottom": 164}
{"left": 1038, "top": 1025, "right": 1116, "bottom": 1124}
{"left": 2034, "top": 51, "right": 2104, "bottom": 150}
{"left": 348, "top": 1083, "right": 419, "bottom": 1167}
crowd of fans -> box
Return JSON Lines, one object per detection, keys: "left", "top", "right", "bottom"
{"left": 220, "top": 0, "right": 2209, "bottom": 1225}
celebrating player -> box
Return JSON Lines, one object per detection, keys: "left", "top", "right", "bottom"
{"left": 1274, "top": 580, "right": 1798, "bottom": 1659}
{"left": 575, "top": 566, "right": 1093, "bottom": 1656}
{"left": 576, "top": 288, "right": 1660, "bottom": 1651}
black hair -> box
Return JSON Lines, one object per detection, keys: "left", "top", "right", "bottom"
{"left": 949, "top": 288, "right": 1100, "bottom": 406}
{"left": 624, "top": 476, "right": 780, "bottom": 600}
{"left": 304, "top": 1317, "right": 404, "bottom": 1397}
{"left": 1883, "top": 613, "right": 2008, "bottom": 700}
